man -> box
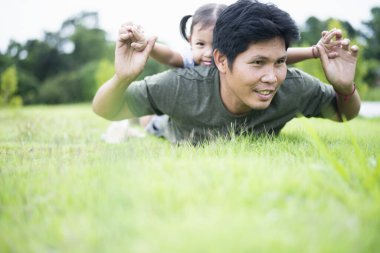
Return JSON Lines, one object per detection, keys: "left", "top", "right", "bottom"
{"left": 92, "top": 0, "right": 360, "bottom": 144}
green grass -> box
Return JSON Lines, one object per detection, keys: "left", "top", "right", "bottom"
{"left": 361, "top": 87, "right": 380, "bottom": 101}
{"left": 0, "top": 104, "right": 379, "bottom": 253}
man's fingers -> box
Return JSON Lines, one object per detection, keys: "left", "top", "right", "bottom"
{"left": 321, "top": 28, "right": 337, "bottom": 43}
{"left": 317, "top": 44, "right": 329, "bottom": 65}
{"left": 341, "top": 38, "right": 350, "bottom": 51}
{"left": 327, "top": 52, "right": 338, "bottom": 59}
{"left": 321, "top": 28, "right": 343, "bottom": 44}
{"left": 351, "top": 45, "right": 359, "bottom": 57}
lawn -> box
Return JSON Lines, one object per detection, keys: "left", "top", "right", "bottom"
{"left": 0, "top": 104, "right": 379, "bottom": 253}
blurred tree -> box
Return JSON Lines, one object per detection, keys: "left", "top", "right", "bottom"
{"left": 18, "top": 39, "right": 63, "bottom": 81}
{"left": 363, "top": 7, "right": 380, "bottom": 60}
{"left": 362, "top": 7, "right": 380, "bottom": 88}
{"left": 95, "top": 59, "right": 114, "bottom": 89}
{"left": 298, "top": 16, "right": 327, "bottom": 46}
{"left": 16, "top": 69, "right": 39, "bottom": 104}
{"left": 0, "top": 65, "right": 22, "bottom": 106}
{"left": 38, "top": 61, "right": 99, "bottom": 104}
{"left": 137, "top": 59, "right": 169, "bottom": 81}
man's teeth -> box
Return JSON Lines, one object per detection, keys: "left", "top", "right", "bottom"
{"left": 257, "top": 90, "right": 271, "bottom": 95}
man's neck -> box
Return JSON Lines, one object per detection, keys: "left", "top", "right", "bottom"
{"left": 219, "top": 74, "right": 251, "bottom": 115}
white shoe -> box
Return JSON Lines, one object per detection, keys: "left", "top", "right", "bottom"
{"left": 101, "top": 120, "right": 145, "bottom": 144}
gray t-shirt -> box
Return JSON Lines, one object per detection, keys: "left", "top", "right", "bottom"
{"left": 126, "top": 66, "right": 337, "bottom": 144}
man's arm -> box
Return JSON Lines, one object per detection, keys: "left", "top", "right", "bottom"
{"left": 92, "top": 22, "right": 156, "bottom": 121}
{"left": 317, "top": 35, "right": 361, "bottom": 121}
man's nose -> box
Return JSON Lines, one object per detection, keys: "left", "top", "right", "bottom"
{"left": 261, "top": 67, "right": 277, "bottom": 83}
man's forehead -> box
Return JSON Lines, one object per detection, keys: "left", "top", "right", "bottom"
{"left": 243, "top": 38, "right": 287, "bottom": 57}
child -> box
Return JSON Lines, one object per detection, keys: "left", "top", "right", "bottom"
{"left": 132, "top": 3, "right": 337, "bottom": 69}
{"left": 102, "top": 3, "right": 337, "bottom": 143}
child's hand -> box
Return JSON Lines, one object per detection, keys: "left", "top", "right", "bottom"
{"left": 315, "top": 28, "right": 343, "bottom": 59}
{"left": 130, "top": 24, "right": 148, "bottom": 52}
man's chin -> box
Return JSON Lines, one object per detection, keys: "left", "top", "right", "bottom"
{"left": 250, "top": 101, "right": 272, "bottom": 110}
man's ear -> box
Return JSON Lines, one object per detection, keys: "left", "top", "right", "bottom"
{"left": 213, "top": 49, "right": 228, "bottom": 73}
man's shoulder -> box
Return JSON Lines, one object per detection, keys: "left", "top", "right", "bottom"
{"left": 285, "top": 67, "right": 321, "bottom": 86}
{"left": 285, "top": 67, "right": 308, "bottom": 80}
{"left": 136, "top": 66, "right": 218, "bottom": 93}
{"left": 173, "top": 65, "right": 218, "bottom": 80}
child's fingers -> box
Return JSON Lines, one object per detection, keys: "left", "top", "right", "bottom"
{"left": 119, "top": 33, "right": 131, "bottom": 40}
{"left": 131, "top": 26, "right": 145, "bottom": 42}
{"left": 119, "top": 24, "right": 134, "bottom": 40}
{"left": 131, "top": 42, "right": 147, "bottom": 52}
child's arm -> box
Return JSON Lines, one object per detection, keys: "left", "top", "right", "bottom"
{"left": 286, "top": 47, "right": 318, "bottom": 64}
{"left": 150, "top": 43, "right": 184, "bottom": 68}
{"left": 129, "top": 25, "right": 184, "bottom": 68}
{"left": 286, "top": 28, "right": 342, "bottom": 64}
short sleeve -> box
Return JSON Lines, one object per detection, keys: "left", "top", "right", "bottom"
{"left": 181, "top": 48, "right": 195, "bottom": 68}
{"left": 125, "top": 70, "right": 179, "bottom": 117}
{"left": 290, "top": 69, "right": 337, "bottom": 118}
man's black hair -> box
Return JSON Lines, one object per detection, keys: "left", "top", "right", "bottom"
{"left": 213, "top": 0, "right": 300, "bottom": 68}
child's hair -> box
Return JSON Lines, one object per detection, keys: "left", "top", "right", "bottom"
{"left": 179, "top": 3, "right": 227, "bottom": 42}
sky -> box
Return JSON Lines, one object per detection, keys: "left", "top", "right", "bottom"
{"left": 1, "top": 0, "right": 379, "bottom": 53}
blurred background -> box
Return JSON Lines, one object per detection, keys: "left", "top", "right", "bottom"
{"left": 1, "top": 0, "right": 379, "bottom": 106}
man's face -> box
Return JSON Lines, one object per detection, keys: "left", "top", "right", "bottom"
{"left": 218, "top": 37, "right": 288, "bottom": 114}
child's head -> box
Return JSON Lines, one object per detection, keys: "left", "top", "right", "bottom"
{"left": 179, "top": 3, "right": 227, "bottom": 66}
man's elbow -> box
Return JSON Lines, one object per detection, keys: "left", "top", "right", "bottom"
{"left": 344, "top": 107, "right": 361, "bottom": 121}
{"left": 92, "top": 102, "right": 114, "bottom": 121}
{"left": 338, "top": 104, "right": 361, "bottom": 122}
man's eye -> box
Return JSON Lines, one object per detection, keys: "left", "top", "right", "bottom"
{"left": 277, "top": 59, "right": 286, "bottom": 64}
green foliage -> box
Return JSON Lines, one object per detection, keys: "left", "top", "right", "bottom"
{"left": 137, "top": 58, "right": 169, "bottom": 81}
{"left": 16, "top": 69, "right": 39, "bottom": 104}
{"left": 292, "top": 57, "right": 328, "bottom": 84}
{"left": 0, "top": 104, "right": 379, "bottom": 252}
{"left": 362, "top": 87, "right": 380, "bottom": 101}
{"left": 2, "top": 9, "right": 380, "bottom": 103}
{"left": 18, "top": 40, "right": 64, "bottom": 81}
{"left": 70, "top": 26, "right": 109, "bottom": 67}
{"left": 0, "top": 65, "right": 22, "bottom": 106}
{"left": 38, "top": 62, "right": 98, "bottom": 104}
{"left": 95, "top": 59, "right": 114, "bottom": 89}
{"left": 363, "top": 7, "right": 380, "bottom": 60}
{"left": 363, "top": 59, "right": 380, "bottom": 88}
{"left": 299, "top": 16, "right": 327, "bottom": 46}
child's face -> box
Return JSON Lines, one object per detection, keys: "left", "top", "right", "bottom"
{"left": 189, "top": 24, "right": 214, "bottom": 66}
